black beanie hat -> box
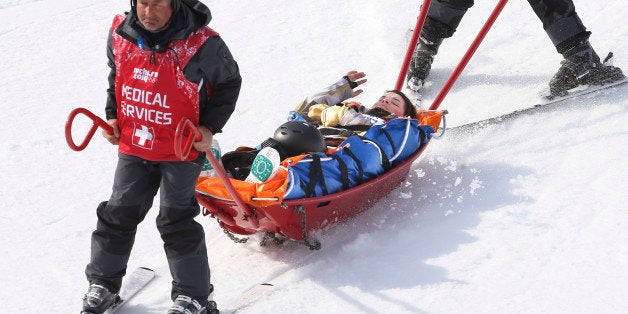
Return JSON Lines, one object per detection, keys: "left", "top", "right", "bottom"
{"left": 130, "top": 0, "right": 181, "bottom": 13}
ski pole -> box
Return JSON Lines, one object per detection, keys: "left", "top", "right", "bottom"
{"left": 175, "top": 118, "right": 259, "bottom": 228}
{"left": 395, "top": 0, "right": 432, "bottom": 92}
{"left": 65, "top": 107, "right": 114, "bottom": 151}
{"left": 429, "top": 0, "right": 508, "bottom": 110}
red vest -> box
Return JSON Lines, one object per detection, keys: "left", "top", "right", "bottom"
{"left": 110, "top": 15, "right": 217, "bottom": 161}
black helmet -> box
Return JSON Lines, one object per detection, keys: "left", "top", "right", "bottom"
{"left": 273, "top": 121, "right": 326, "bottom": 157}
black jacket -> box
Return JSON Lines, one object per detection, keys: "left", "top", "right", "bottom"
{"left": 105, "top": 0, "right": 241, "bottom": 134}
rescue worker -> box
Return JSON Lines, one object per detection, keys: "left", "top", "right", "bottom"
{"left": 81, "top": 0, "right": 241, "bottom": 313}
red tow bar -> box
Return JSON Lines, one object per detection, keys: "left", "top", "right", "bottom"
{"left": 65, "top": 107, "right": 113, "bottom": 151}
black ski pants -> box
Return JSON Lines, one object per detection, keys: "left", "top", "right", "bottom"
{"left": 85, "top": 152, "right": 211, "bottom": 301}
{"left": 423, "top": 0, "right": 588, "bottom": 53}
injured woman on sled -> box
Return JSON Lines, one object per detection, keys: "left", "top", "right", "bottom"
{"left": 195, "top": 70, "right": 446, "bottom": 206}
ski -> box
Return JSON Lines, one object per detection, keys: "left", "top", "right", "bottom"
{"left": 538, "top": 76, "right": 627, "bottom": 104}
{"left": 222, "top": 246, "right": 321, "bottom": 313}
{"left": 449, "top": 77, "right": 627, "bottom": 133}
{"left": 223, "top": 283, "right": 276, "bottom": 313}
{"left": 104, "top": 267, "right": 155, "bottom": 313}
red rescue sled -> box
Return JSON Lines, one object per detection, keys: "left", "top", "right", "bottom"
{"left": 190, "top": 0, "right": 507, "bottom": 249}
{"left": 195, "top": 144, "right": 430, "bottom": 249}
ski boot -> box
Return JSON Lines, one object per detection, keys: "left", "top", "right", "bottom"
{"left": 406, "top": 35, "right": 443, "bottom": 93}
{"left": 167, "top": 295, "right": 219, "bottom": 314}
{"left": 549, "top": 40, "right": 625, "bottom": 97}
{"left": 81, "top": 283, "right": 120, "bottom": 314}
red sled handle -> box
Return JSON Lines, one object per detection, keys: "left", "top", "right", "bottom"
{"left": 174, "top": 118, "right": 202, "bottom": 161}
{"left": 175, "top": 119, "right": 259, "bottom": 228}
{"left": 65, "top": 107, "right": 114, "bottom": 151}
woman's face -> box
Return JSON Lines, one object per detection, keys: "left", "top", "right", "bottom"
{"left": 372, "top": 92, "right": 406, "bottom": 117}
{"left": 136, "top": 0, "right": 173, "bottom": 31}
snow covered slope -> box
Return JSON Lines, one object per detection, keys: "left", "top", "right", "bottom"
{"left": 0, "top": 0, "right": 626, "bottom": 312}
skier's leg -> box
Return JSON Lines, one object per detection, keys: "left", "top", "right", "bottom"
{"left": 157, "top": 154, "right": 213, "bottom": 308}
{"left": 527, "top": 0, "right": 585, "bottom": 49}
{"left": 407, "top": 0, "right": 474, "bottom": 90}
{"left": 84, "top": 153, "right": 160, "bottom": 311}
{"left": 426, "top": 0, "right": 474, "bottom": 37}
{"left": 528, "top": 0, "right": 624, "bottom": 96}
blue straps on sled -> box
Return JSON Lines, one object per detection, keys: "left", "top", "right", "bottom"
{"left": 363, "top": 118, "right": 433, "bottom": 163}
{"left": 284, "top": 118, "right": 435, "bottom": 200}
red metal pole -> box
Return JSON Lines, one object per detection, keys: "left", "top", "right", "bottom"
{"left": 429, "top": 0, "right": 508, "bottom": 110}
{"left": 174, "top": 119, "right": 258, "bottom": 228}
{"left": 395, "top": 0, "right": 432, "bottom": 91}
{"left": 205, "top": 148, "right": 259, "bottom": 229}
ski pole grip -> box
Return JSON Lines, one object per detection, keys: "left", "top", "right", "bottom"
{"left": 174, "top": 118, "right": 202, "bottom": 161}
{"left": 65, "top": 107, "right": 114, "bottom": 151}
